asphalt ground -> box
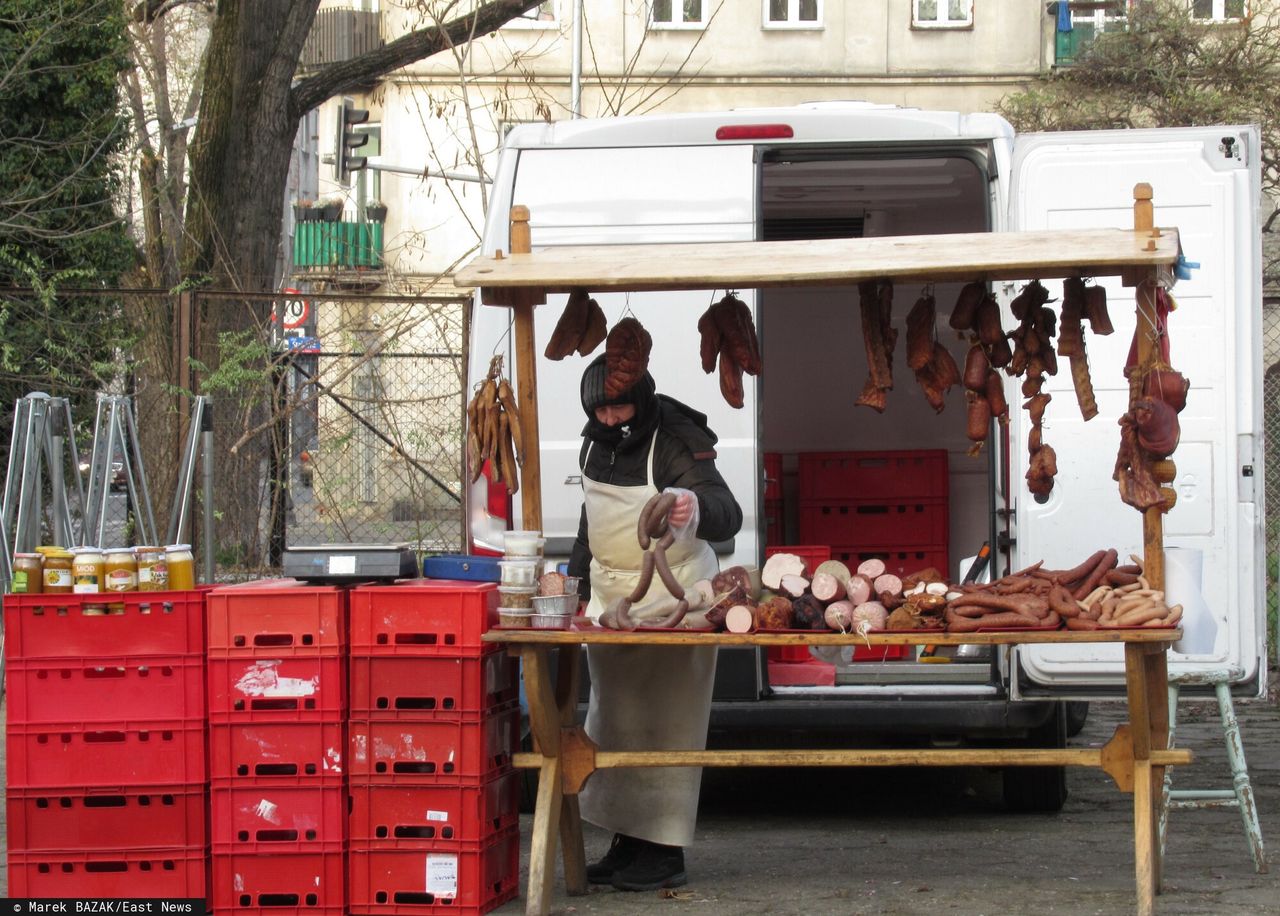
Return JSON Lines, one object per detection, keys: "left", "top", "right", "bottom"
{"left": 1, "top": 689, "right": 1276, "bottom": 913}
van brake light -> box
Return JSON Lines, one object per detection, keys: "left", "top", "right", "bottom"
{"left": 715, "top": 124, "right": 794, "bottom": 141}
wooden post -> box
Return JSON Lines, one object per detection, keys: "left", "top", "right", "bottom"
{"left": 509, "top": 205, "right": 544, "bottom": 532}
{"left": 1132, "top": 184, "right": 1165, "bottom": 592}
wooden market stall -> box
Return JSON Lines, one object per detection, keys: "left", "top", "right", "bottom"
{"left": 455, "top": 185, "right": 1188, "bottom": 916}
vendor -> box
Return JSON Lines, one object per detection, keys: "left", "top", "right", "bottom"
{"left": 567, "top": 353, "right": 743, "bottom": 892}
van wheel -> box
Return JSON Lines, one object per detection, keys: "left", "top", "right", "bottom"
{"left": 1065, "top": 701, "right": 1090, "bottom": 738}
{"left": 1002, "top": 702, "right": 1069, "bottom": 813}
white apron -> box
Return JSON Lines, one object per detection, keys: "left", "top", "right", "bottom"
{"left": 579, "top": 432, "right": 720, "bottom": 847}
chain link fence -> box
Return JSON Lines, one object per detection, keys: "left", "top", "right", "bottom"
{"left": 1, "top": 287, "right": 470, "bottom": 582}
{"left": 1264, "top": 299, "right": 1279, "bottom": 660}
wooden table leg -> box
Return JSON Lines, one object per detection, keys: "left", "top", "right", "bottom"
{"left": 1125, "top": 642, "right": 1162, "bottom": 916}
{"left": 1144, "top": 645, "right": 1171, "bottom": 894}
{"left": 555, "top": 644, "right": 587, "bottom": 895}
{"left": 522, "top": 645, "right": 564, "bottom": 916}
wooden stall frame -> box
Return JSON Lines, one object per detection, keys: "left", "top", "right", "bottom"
{"left": 456, "top": 185, "right": 1187, "bottom": 915}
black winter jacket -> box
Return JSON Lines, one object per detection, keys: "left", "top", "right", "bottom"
{"left": 567, "top": 398, "right": 742, "bottom": 600}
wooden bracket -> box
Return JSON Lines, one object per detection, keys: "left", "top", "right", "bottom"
{"left": 1102, "top": 724, "right": 1136, "bottom": 792}
{"left": 561, "top": 726, "right": 599, "bottom": 795}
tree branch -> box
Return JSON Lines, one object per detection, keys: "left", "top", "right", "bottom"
{"left": 289, "top": 0, "right": 544, "bottom": 116}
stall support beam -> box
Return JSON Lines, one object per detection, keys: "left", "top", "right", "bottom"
{"left": 509, "top": 205, "right": 544, "bottom": 532}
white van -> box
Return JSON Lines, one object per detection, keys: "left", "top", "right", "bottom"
{"left": 465, "top": 103, "right": 1266, "bottom": 811}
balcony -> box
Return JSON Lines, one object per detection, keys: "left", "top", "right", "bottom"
{"left": 293, "top": 220, "right": 383, "bottom": 271}
{"left": 300, "top": 8, "right": 382, "bottom": 69}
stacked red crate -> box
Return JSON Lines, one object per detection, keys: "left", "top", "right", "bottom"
{"left": 347, "top": 580, "right": 520, "bottom": 916}
{"left": 763, "top": 451, "right": 784, "bottom": 546}
{"left": 206, "top": 579, "right": 349, "bottom": 916}
{"left": 798, "top": 449, "right": 949, "bottom": 579}
{"left": 3, "top": 589, "right": 209, "bottom": 897}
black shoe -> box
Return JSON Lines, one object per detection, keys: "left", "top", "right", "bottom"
{"left": 586, "top": 833, "right": 643, "bottom": 885}
{"left": 610, "top": 841, "right": 686, "bottom": 892}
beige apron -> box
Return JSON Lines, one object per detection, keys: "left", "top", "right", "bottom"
{"left": 579, "top": 432, "right": 720, "bottom": 847}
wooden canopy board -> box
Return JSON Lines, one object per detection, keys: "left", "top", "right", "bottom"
{"left": 456, "top": 225, "right": 1181, "bottom": 298}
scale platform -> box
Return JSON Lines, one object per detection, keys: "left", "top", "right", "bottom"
{"left": 282, "top": 544, "right": 419, "bottom": 584}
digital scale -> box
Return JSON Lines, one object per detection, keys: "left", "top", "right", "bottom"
{"left": 282, "top": 543, "right": 419, "bottom": 583}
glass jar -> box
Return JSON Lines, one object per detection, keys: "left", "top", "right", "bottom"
{"left": 41, "top": 548, "right": 74, "bottom": 594}
{"left": 104, "top": 549, "right": 138, "bottom": 592}
{"left": 165, "top": 544, "right": 195, "bottom": 591}
{"left": 72, "top": 547, "right": 106, "bottom": 612}
{"left": 135, "top": 545, "right": 168, "bottom": 592}
{"left": 11, "top": 553, "right": 42, "bottom": 594}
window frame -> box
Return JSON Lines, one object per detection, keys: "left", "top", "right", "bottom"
{"left": 1191, "top": 0, "right": 1247, "bottom": 22}
{"left": 761, "top": 0, "right": 823, "bottom": 31}
{"left": 649, "top": 0, "right": 709, "bottom": 31}
{"left": 911, "top": 0, "right": 975, "bottom": 30}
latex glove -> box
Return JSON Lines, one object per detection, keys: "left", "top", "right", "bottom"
{"left": 663, "top": 487, "right": 699, "bottom": 541}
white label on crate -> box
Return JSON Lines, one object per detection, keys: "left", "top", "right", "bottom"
{"left": 426, "top": 853, "right": 459, "bottom": 897}
{"left": 254, "top": 799, "right": 281, "bottom": 824}
{"left": 327, "top": 554, "right": 356, "bottom": 575}
{"left": 426, "top": 809, "right": 449, "bottom": 822}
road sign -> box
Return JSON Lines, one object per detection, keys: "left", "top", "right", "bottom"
{"left": 276, "top": 288, "right": 310, "bottom": 329}
{"left": 285, "top": 334, "right": 321, "bottom": 353}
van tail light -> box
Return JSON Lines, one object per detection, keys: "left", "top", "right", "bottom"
{"left": 715, "top": 124, "right": 794, "bottom": 141}
{"left": 470, "top": 461, "right": 508, "bottom": 557}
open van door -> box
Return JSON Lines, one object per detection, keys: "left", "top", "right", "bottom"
{"left": 1008, "top": 126, "right": 1265, "bottom": 695}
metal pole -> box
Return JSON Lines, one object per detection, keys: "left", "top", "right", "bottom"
{"left": 167, "top": 396, "right": 205, "bottom": 545}
{"left": 45, "top": 399, "right": 71, "bottom": 547}
{"left": 61, "top": 397, "right": 86, "bottom": 541}
{"left": 570, "top": 0, "right": 583, "bottom": 118}
{"left": 201, "top": 401, "right": 215, "bottom": 582}
{"left": 15, "top": 394, "right": 49, "bottom": 551}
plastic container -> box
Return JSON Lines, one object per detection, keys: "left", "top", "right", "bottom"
{"left": 349, "top": 580, "right": 499, "bottom": 654}
{"left": 349, "top": 652, "right": 519, "bottom": 717}
{"left": 496, "top": 585, "right": 535, "bottom": 609}
{"left": 497, "top": 609, "right": 532, "bottom": 628}
{"left": 502, "top": 530, "right": 544, "bottom": 557}
{"left": 497, "top": 558, "right": 543, "bottom": 587}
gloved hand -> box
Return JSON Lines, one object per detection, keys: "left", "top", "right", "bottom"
{"left": 662, "top": 487, "right": 699, "bottom": 541}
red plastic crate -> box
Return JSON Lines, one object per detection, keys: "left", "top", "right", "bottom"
{"left": 211, "top": 781, "right": 345, "bottom": 850}
{"left": 763, "top": 452, "right": 783, "bottom": 501}
{"left": 798, "top": 499, "right": 948, "bottom": 549}
{"left": 852, "top": 643, "right": 914, "bottom": 661}
{"left": 764, "top": 498, "right": 784, "bottom": 549}
{"left": 349, "top": 653, "right": 518, "bottom": 718}
{"left": 7, "top": 718, "right": 207, "bottom": 789}
{"left": 763, "top": 544, "right": 831, "bottom": 576}
{"left": 208, "top": 654, "right": 346, "bottom": 717}
{"left": 829, "top": 545, "right": 951, "bottom": 581}
{"left": 348, "top": 706, "right": 518, "bottom": 781}
{"left": 7, "top": 784, "right": 207, "bottom": 851}
{"left": 208, "top": 719, "right": 345, "bottom": 781}
{"left": 207, "top": 580, "right": 347, "bottom": 653}
{"left": 9, "top": 846, "right": 208, "bottom": 897}
{"left": 3, "top": 590, "right": 205, "bottom": 659}
{"left": 349, "top": 580, "right": 498, "bottom": 654}
{"left": 798, "top": 449, "right": 949, "bottom": 501}
{"left": 766, "top": 660, "right": 836, "bottom": 686}
{"left": 211, "top": 843, "right": 344, "bottom": 914}
{"left": 6, "top": 654, "right": 205, "bottom": 725}
{"left": 347, "top": 830, "right": 519, "bottom": 915}
{"left": 348, "top": 773, "right": 520, "bottom": 845}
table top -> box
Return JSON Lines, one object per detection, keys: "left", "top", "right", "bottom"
{"left": 482, "top": 625, "right": 1181, "bottom": 647}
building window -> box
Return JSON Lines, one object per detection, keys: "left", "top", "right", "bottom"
{"left": 913, "top": 0, "right": 974, "bottom": 29}
{"left": 651, "top": 0, "right": 706, "bottom": 28}
{"left": 505, "top": 0, "right": 558, "bottom": 28}
{"left": 763, "top": 0, "right": 821, "bottom": 29}
{"left": 1192, "top": 0, "right": 1246, "bottom": 20}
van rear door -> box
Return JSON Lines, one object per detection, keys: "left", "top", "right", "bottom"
{"left": 481, "top": 142, "right": 759, "bottom": 566}
{"left": 1008, "top": 126, "right": 1264, "bottom": 694}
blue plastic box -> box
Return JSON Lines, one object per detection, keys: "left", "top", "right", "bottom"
{"left": 422, "top": 553, "right": 501, "bottom": 582}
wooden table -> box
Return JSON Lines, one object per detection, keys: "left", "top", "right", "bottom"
{"left": 484, "top": 627, "right": 1190, "bottom": 916}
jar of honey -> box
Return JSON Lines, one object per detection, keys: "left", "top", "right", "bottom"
{"left": 41, "top": 547, "right": 74, "bottom": 594}
{"left": 135, "top": 545, "right": 168, "bottom": 591}
{"left": 72, "top": 547, "right": 106, "bottom": 612}
{"left": 104, "top": 549, "right": 138, "bottom": 592}
{"left": 11, "top": 553, "right": 42, "bottom": 594}
{"left": 164, "top": 544, "right": 195, "bottom": 591}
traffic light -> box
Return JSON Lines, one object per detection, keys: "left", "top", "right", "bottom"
{"left": 337, "top": 97, "right": 369, "bottom": 183}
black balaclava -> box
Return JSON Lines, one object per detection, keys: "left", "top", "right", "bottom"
{"left": 580, "top": 353, "right": 658, "bottom": 449}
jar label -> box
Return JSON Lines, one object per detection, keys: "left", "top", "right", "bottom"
{"left": 73, "top": 579, "right": 101, "bottom": 593}
{"left": 44, "top": 568, "right": 72, "bottom": 588}
{"left": 139, "top": 562, "right": 168, "bottom": 586}
{"left": 106, "top": 569, "right": 137, "bottom": 591}
{"left": 11, "top": 570, "right": 29, "bottom": 593}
